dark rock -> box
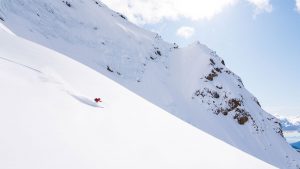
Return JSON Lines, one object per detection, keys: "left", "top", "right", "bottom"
{"left": 62, "top": 1, "right": 71, "bottom": 7}
{"left": 216, "top": 86, "right": 223, "bottom": 89}
{"left": 210, "top": 58, "right": 215, "bottom": 65}
{"left": 228, "top": 99, "right": 241, "bottom": 109}
{"left": 94, "top": 1, "right": 102, "bottom": 7}
{"left": 155, "top": 50, "right": 161, "bottom": 56}
{"left": 221, "top": 60, "right": 225, "bottom": 65}
{"left": 256, "top": 101, "right": 261, "bottom": 107}
{"left": 214, "top": 67, "right": 222, "bottom": 73}
{"left": 225, "top": 70, "right": 231, "bottom": 74}
{"left": 253, "top": 97, "right": 261, "bottom": 107}
{"left": 116, "top": 12, "right": 127, "bottom": 20}
{"left": 237, "top": 78, "right": 244, "bottom": 86}
{"left": 237, "top": 116, "right": 248, "bottom": 125}
{"left": 195, "top": 90, "right": 201, "bottom": 96}
{"left": 212, "top": 92, "right": 220, "bottom": 98}
{"left": 205, "top": 70, "right": 218, "bottom": 81}
{"left": 173, "top": 43, "right": 179, "bottom": 49}
{"left": 106, "top": 66, "right": 114, "bottom": 72}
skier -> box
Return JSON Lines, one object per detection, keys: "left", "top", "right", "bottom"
{"left": 94, "top": 98, "right": 102, "bottom": 103}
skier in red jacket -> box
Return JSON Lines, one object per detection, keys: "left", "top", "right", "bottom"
{"left": 94, "top": 98, "right": 102, "bottom": 103}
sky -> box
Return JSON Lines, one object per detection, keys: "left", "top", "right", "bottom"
{"left": 102, "top": 0, "right": 300, "bottom": 116}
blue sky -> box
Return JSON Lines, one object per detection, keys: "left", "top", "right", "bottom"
{"left": 103, "top": 0, "right": 300, "bottom": 116}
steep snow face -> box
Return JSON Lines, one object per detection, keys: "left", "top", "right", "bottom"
{"left": 0, "top": 0, "right": 299, "bottom": 168}
{"left": 0, "top": 0, "right": 164, "bottom": 81}
{"left": 0, "top": 24, "right": 277, "bottom": 169}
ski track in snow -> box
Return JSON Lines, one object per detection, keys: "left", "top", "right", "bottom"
{"left": 66, "top": 91, "right": 103, "bottom": 108}
{"left": 0, "top": 56, "right": 41, "bottom": 73}
{"left": 0, "top": 56, "right": 103, "bottom": 108}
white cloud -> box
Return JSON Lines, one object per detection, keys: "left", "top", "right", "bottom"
{"left": 296, "top": 0, "right": 300, "bottom": 12}
{"left": 247, "top": 0, "right": 273, "bottom": 14}
{"left": 176, "top": 26, "right": 195, "bottom": 38}
{"left": 101, "top": 0, "right": 237, "bottom": 24}
{"left": 101, "top": 0, "right": 273, "bottom": 24}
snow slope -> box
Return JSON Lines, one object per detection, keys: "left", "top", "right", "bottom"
{"left": 0, "top": 24, "right": 276, "bottom": 169}
{"left": 0, "top": 0, "right": 299, "bottom": 168}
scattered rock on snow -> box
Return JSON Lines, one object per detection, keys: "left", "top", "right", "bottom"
{"left": 62, "top": 1, "right": 71, "bottom": 7}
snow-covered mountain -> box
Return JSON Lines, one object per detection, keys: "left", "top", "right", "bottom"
{"left": 0, "top": 0, "right": 299, "bottom": 168}
{"left": 0, "top": 26, "right": 276, "bottom": 169}
{"left": 277, "top": 115, "right": 300, "bottom": 132}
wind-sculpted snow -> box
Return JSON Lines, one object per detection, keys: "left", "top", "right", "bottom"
{"left": 0, "top": 0, "right": 299, "bottom": 168}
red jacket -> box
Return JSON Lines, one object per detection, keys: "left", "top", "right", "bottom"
{"left": 94, "top": 98, "right": 102, "bottom": 103}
